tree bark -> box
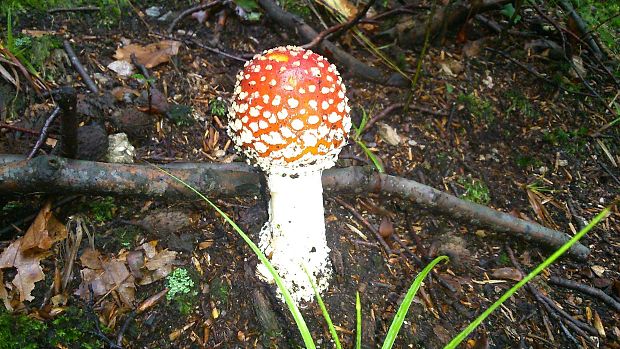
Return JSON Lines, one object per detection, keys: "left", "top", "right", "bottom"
{"left": 0, "top": 155, "right": 590, "bottom": 259}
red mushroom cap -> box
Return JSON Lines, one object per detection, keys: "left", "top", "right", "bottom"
{"left": 228, "top": 46, "right": 351, "bottom": 175}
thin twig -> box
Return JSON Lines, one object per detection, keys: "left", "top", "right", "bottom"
{"left": 27, "top": 107, "right": 61, "bottom": 159}
{"left": 167, "top": 1, "right": 220, "bottom": 33}
{"left": 549, "top": 276, "right": 620, "bottom": 312}
{"left": 333, "top": 196, "right": 393, "bottom": 255}
{"left": 404, "top": 0, "right": 437, "bottom": 112}
{"left": 328, "top": 0, "right": 377, "bottom": 42}
{"left": 363, "top": 103, "right": 445, "bottom": 132}
{"left": 48, "top": 6, "right": 100, "bottom": 13}
{"left": 0, "top": 123, "right": 43, "bottom": 135}
{"left": 63, "top": 40, "right": 100, "bottom": 94}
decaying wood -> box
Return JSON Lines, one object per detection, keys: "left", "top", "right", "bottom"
{"left": 257, "top": 0, "right": 408, "bottom": 87}
{"left": 0, "top": 155, "right": 590, "bottom": 259}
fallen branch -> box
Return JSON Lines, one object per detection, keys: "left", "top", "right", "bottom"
{"left": 257, "top": 0, "right": 407, "bottom": 87}
{"left": 0, "top": 155, "right": 590, "bottom": 259}
{"left": 27, "top": 107, "right": 60, "bottom": 159}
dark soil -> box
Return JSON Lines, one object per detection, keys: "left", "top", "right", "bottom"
{"left": 1, "top": 2, "right": 619, "bottom": 348}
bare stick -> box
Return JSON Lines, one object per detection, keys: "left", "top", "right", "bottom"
{"left": 63, "top": 40, "right": 99, "bottom": 94}
{"left": 0, "top": 156, "right": 590, "bottom": 259}
{"left": 0, "top": 123, "right": 43, "bottom": 135}
{"left": 304, "top": 0, "right": 376, "bottom": 49}
{"left": 27, "top": 107, "right": 61, "bottom": 159}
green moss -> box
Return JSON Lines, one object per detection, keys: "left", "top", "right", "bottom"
{"left": 0, "top": 307, "right": 102, "bottom": 349}
{"left": 89, "top": 196, "right": 117, "bottom": 223}
{"left": 542, "top": 127, "right": 589, "bottom": 155}
{"left": 457, "top": 93, "right": 494, "bottom": 123}
{"left": 457, "top": 176, "right": 490, "bottom": 205}
{"left": 209, "top": 276, "right": 230, "bottom": 305}
{"left": 506, "top": 90, "right": 538, "bottom": 119}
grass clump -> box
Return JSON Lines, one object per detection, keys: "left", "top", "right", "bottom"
{"left": 506, "top": 90, "right": 538, "bottom": 119}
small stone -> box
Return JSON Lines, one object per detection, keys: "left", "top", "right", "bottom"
{"left": 145, "top": 6, "right": 161, "bottom": 17}
{"left": 538, "top": 166, "right": 549, "bottom": 174}
{"left": 92, "top": 73, "right": 109, "bottom": 86}
{"left": 558, "top": 159, "right": 568, "bottom": 167}
{"left": 107, "top": 133, "right": 135, "bottom": 163}
{"left": 591, "top": 265, "right": 606, "bottom": 278}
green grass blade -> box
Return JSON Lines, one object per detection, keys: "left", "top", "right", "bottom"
{"left": 356, "top": 291, "right": 362, "bottom": 349}
{"left": 303, "top": 265, "right": 342, "bottom": 349}
{"left": 381, "top": 256, "right": 449, "bottom": 349}
{"left": 356, "top": 140, "right": 384, "bottom": 173}
{"left": 151, "top": 164, "right": 316, "bottom": 349}
{"left": 443, "top": 206, "right": 612, "bottom": 349}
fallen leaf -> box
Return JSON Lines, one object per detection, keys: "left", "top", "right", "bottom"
{"left": 591, "top": 265, "right": 606, "bottom": 278}
{"left": 114, "top": 40, "right": 181, "bottom": 69}
{"left": 21, "top": 201, "right": 68, "bottom": 252}
{"left": 0, "top": 240, "right": 46, "bottom": 302}
{"left": 0, "top": 270, "right": 10, "bottom": 310}
{"left": 377, "top": 122, "right": 401, "bottom": 146}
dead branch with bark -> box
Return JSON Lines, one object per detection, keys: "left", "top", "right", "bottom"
{"left": 0, "top": 155, "right": 590, "bottom": 259}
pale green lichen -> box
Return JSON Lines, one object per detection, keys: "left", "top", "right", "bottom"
{"left": 166, "top": 268, "right": 194, "bottom": 301}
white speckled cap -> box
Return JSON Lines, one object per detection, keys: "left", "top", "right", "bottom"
{"left": 228, "top": 46, "right": 351, "bottom": 176}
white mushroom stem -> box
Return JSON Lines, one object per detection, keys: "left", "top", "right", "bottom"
{"left": 256, "top": 171, "right": 332, "bottom": 304}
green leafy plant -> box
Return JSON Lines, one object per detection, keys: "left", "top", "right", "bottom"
{"left": 166, "top": 268, "right": 195, "bottom": 301}
{"left": 457, "top": 176, "right": 490, "bottom": 205}
{"left": 209, "top": 97, "right": 227, "bottom": 118}
{"left": 351, "top": 107, "right": 385, "bottom": 173}
{"left": 506, "top": 90, "right": 538, "bottom": 119}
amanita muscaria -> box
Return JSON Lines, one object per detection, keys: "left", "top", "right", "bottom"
{"left": 227, "top": 46, "right": 351, "bottom": 303}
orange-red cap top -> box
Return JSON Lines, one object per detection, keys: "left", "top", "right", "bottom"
{"left": 228, "top": 46, "right": 351, "bottom": 175}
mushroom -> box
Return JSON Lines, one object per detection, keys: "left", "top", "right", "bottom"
{"left": 227, "top": 46, "right": 351, "bottom": 303}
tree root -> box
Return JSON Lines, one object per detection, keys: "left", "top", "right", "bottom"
{"left": 0, "top": 155, "right": 590, "bottom": 259}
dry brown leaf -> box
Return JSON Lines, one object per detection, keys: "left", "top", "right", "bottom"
{"left": 0, "top": 240, "right": 46, "bottom": 302}
{"left": 21, "top": 201, "right": 67, "bottom": 252}
{"left": 0, "top": 269, "right": 10, "bottom": 310}
{"left": 80, "top": 248, "right": 103, "bottom": 269}
{"left": 113, "top": 40, "right": 181, "bottom": 68}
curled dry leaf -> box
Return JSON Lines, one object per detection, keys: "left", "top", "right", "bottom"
{"left": 136, "top": 288, "right": 169, "bottom": 314}
{"left": 113, "top": 40, "right": 181, "bottom": 69}
{"left": 0, "top": 201, "right": 67, "bottom": 308}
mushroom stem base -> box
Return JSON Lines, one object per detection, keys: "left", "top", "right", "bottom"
{"left": 256, "top": 172, "right": 332, "bottom": 304}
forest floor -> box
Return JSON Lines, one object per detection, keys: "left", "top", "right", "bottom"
{"left": 0, "top": 1, "right": 619, "bottom": 348}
